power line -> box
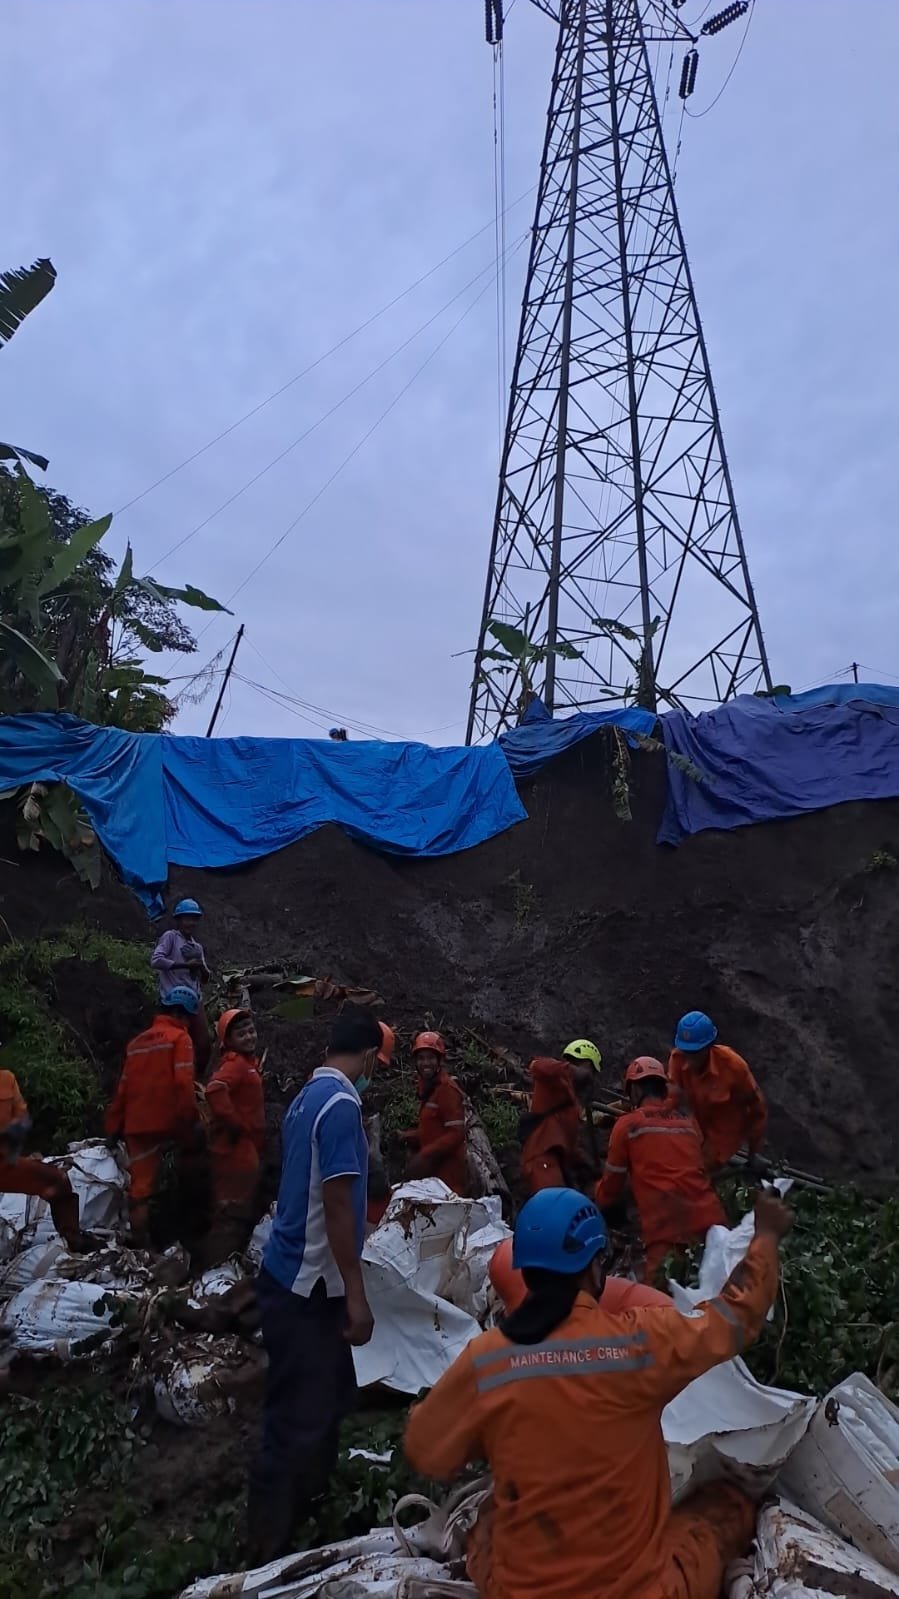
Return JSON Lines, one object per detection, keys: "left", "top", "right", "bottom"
{"left": 151, "top": 238, "right": 524, "bottom": 572}
{"left": 233, "top": 671, "right": 401, "bottom": 741}
{"left": 244, "top": 637, "right": 403, "bottom": 739}
{"left": 208, "top": 235, "right": 527, "bottom": 623}
{"left": 113, "top": 187, "right": 533, "bottom": 522}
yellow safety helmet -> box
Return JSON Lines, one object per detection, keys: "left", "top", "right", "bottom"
{"left": 563, "top": 1038, "right": 602, "bottom": 1072}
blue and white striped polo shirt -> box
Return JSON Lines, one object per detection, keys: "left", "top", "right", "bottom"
{"left": 263, "top": 1066, "right": 368, "bottom": 1298}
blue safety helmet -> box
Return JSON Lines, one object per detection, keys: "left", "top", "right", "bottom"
{"left": 162, "top": 986, "right": 199, "bottom": 1016}
{"left": 173, "top": 898, "right": 202, "bottom": 918}
{"left": 674, "top": 1010, "right": 718, "bottom": 1053}
{"left": 512, "top": 1188, "right": 607, "bottom": 1276}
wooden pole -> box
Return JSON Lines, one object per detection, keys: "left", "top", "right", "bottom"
{"left": 205, "top": 625, "right": 244, "bottom": 737}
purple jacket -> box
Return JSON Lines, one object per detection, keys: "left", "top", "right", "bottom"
{"left": 150, "top": 928, "right": 207, "bottom": 997}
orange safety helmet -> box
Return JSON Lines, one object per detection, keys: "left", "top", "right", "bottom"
{"left": 411, "top": 1030, "right": 446, "bottom": 1058}
{"left": 624, "top": 1056, "right": 668, "bottom": 1084}
{"left": 377, "top": 1022, "right": 396, "bottom": 1066}
{"left": 216, "top": 1007, "right": 251, "bottom": 1045}
{"left": 488, "top": 1237, "right": 527, "bottom": 1313}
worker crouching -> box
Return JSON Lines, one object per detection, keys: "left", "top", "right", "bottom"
{"left": 406, "top": 1184, "right": 794, "bottom": 1599}
{"left": 105, "top": 986, "right": 202, "bottom": 1244}
{"left": 0, "top": 1062, "right": 88, "bottom": 1251}
{"left": 205, "top": 1009, "right": 265, "bottom": 1211}
{"left": 595, "top": 1056, "right": 725, "bottom": 1283}
{"left": 519, "top": 1038, "right": 601, "bottom": 1193}
{"left": 401, "top": 1031, "right": 468, "bottom": 1195}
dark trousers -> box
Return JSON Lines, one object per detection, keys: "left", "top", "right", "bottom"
{"left": 248, "top": 1268, "right": 357, "bottom": 1563}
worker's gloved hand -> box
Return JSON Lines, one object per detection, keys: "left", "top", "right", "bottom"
{"left": 4, "top": 1119, "right": 28, "bottom": 1152}
{"left": 104, "top": 1134, "right": 122, "bottom": 1152}
{"left": 744, "top": 1151, "right": 767, "bottom": 1178}
{"left": 753, "top": 1188, "right": 794, "bottom": 1242}
{"left": 398, "top": 1131, "right": 419, "bottom": 1146}
{"left": 226, "top": 1124, "right": 243, "bottom": 1146}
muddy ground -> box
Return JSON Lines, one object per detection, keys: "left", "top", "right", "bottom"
{"left": 2, "top": 736, "right": 898, "bottom": 1178}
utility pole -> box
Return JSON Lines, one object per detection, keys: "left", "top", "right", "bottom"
{"left": 205, "top": 624, "right": 244, "bottom": 737}
{"left": 467, "top": 0, "right": 770, "bottom": 741}
{"left": 851, "top": 662, "right": 859, "bottom": 684}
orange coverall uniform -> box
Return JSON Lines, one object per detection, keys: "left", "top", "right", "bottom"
{"left": 104, "top": 1014, "right": 197, "bottom": 1233}
{"left": 0, "top": 1069, "right": 74, "bottom": 1211}
{"left": 406, "top": 1231, "right": 778, "bottom": 1599}
{"left": 668, "top": 1045, "right": 767, "bottom": 1169}
{"left": 595, "top": 1097, "right": 726, "bottom": 1282}
{"left": 205, "top": 1050, "right": 265, "bottom": 1209}
{"left": 519, "top": 1058, "right": 582, "bottom": 1193}
{"left": 406, "top": 1069, "right": 468, "bottom": 1195}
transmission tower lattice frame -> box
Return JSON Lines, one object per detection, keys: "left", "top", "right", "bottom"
{"left": 466, "top": 0, "right": 771, "bottom": 742}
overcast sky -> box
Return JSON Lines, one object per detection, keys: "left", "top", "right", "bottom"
{"left": 4, "top": 0, "right": 899, "bottom": 742}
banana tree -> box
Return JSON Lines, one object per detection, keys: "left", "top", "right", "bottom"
{"left": 477, "top": 610, "right": 583, "bottom": 721}
{"left": 0, "top": 470, "right": 230, "bottom": 882}
{"left": 0, "top": 259, "right": 56, "bottom": 472}
{"left": 590, "top": 614, "right": 662, "bottom": 710}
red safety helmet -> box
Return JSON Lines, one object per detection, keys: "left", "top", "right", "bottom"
{"left": 377, "top": 1022, "right": 396, "bottom": 1066}
{"left": 624, "top": 1056, "right": 668, "bottom": 1084}
{"left": 411, "top": 1030, "right": 446, "bottom": 1058}
{"left": 216, "top": 1007, "right": 251, "bottom": 1045}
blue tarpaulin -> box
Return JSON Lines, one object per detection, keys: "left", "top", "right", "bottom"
{"left": 0, "top": 714, "right": 526, "bottom": 912}
{"left": 500, "top": 696, "right": 656, "bottom": 777}
{"left": 659, "top": 688, "right": 899, "bottom": 845}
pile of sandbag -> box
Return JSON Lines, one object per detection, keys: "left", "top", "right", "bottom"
{"left": 180, "top": 1478, "right": 489, "bottom": 1599}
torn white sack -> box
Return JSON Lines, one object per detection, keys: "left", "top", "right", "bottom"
{"left": 353, "top": 1180, "right": 510, "bottom": 1393}
{"left": 0, "top": 1140, "right": 127, "bottom": 1265}
{"left": 778, "top": 1372, "right": 899, "bottom": 1574}
{"left": 178, "top": 1532, "right": 475, "bottom": 1599}
{"left": 738, "top": 1498, "right": 899, "bottom": 1598}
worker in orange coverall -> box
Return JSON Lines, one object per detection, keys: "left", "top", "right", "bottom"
{"left": 518, "top": 1041, "right": 600, "bottom": 1194}
{"left": 205, "top": 1008, "right": 266, "bottom": 1211}
{"left": 0, "top": 1056, "right": 88, "bottom": 1250}
{"left": 595, "top": 1056, "right": 726, "bottom": 1283}
{"left": 406, "top": 1183, "right": 793, "bottom": 1599}
{"left": 401, "top": 1031, "right": 468, "bottom": 1195}
{"left": 104, "top": 986, "right": 201, "bottom": 1242}
{"left": 488, "top": 1235, "right": 671, "bottom": 1316}
{"left": 668, "top": 1011, "right": 767, "bottom": 1172}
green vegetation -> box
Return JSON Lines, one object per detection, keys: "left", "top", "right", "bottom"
{"left": 865, "top": 847, "right": 898, "bottom": 873}
{"left": 0, "top": 1382, "right": 240, "bottom": 1599}
{"left": 380, "top": 1083, "right": 419, "bottom": 1142}
{"left": 0, "top": 927, "right": 151, "bottom": 1147}
{"left": 478, "top": 1098, "right": 520, "bottom": 1150}
{"left": 0, "top": 1389, "right": 434, "bottom": 1599}
{"left": 670, "top": 1181, "right": 899, "bottom": 1402}
{"left": 505, "top": 870, "right": 536, "bottom": 925}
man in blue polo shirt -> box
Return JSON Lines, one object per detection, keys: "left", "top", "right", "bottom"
{"left": 248, "top": 1007, "right": 394, "bottom": 1563}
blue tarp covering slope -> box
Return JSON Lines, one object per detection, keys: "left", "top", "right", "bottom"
{"left": 0, "top": 714, "right": 526, "bottom": 911}
{"left": 500, "top": 696, "right": 656, "bottom": 777}
{"left": 659, "top": 689, "right": 899, "bottom": 845}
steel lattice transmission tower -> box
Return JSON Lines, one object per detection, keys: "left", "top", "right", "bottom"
{"left": 467, "top": 0, "right": 771, "bottom": 741}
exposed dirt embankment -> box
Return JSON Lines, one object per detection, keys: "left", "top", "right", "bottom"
{"left": 2, "top": 739, "right": 898, "bottom": 1178}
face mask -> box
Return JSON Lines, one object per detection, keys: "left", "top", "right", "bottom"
{"left": 355, "top": 1075, "right": 370, "bottom": 1097}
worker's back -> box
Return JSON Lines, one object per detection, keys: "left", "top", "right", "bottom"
{"left": 613, "top": 1098, "right": 724, "bottom": 1243}
{"left": 112, "top": 1015, "right": 195, "bottom": 1135}
{"left": 465, "top": 1296, "right": 677, "bottom": 1599}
